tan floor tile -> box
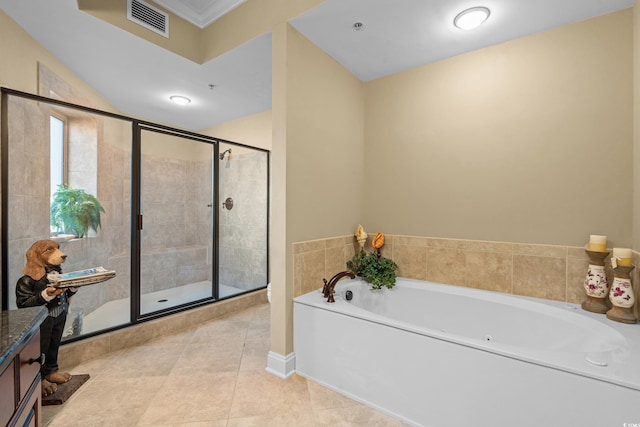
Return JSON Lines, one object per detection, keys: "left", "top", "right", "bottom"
{"left": 229, "top": 371, "right": 312, "bottom": 419}
{"left": 171, "top": 339, "right": 245, "bottom": 375}
{"left": 177, "top": 422, "right": 229, "bottom": 427}
{"left": 98, "top": 342, "right": 185, "bottom": 378}
{"left": 58, "top": 349, "right": 125, "bottom": 378}
{"left": 41, "top": 404, "right": 65, "bottom": 426}
{"left": 46, "top": 377, "right": 166, "bottom": 427}
{"left": 191, "top": 317, "right": 250, "bottom": 342}
{"left": 138, "top": 372, "right": 236, "bottom": 425}
{"left": 148, "top": 327, "right": 197, "bottom": 345}
{"left": 314, "top": 403, "right": 405, "bottom": 426}
{"left": 239, "top": 337, "right": 270, "bottom": 372}
{"left": 245, "top": 319, "right": 270, "bottom": 340}
{"left": 227, "top": 412, "right": 315, "bottom": 427}
{"left": 307, "top": 379, "right": 358, "bottom": 410}
{"left": 138, "top": 421, "right": 228, "bottom": 427}
{"left": 234, "top": 304, "right": 269, "bottom": 322}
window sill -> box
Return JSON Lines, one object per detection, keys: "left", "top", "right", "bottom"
{"left": 50, "top": 234, "right": 78, "bottom": 243}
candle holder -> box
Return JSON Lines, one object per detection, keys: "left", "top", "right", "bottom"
{"left": 581, "top": 249, "right": 611, "bottom": 314}
{"left": 606, "top": 264, "right": 637, "bottom": 324}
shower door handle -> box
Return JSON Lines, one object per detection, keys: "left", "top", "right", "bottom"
{"left": 137, "top": 214, "right": 143, "bottom": 230}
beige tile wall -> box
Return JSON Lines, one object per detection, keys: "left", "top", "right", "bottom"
{"left": 293, "top": 234, "right": 640, "bottom": 320}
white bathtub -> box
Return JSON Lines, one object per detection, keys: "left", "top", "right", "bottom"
{"left": 293, "top": 277, "right": 640, "bottom": 427}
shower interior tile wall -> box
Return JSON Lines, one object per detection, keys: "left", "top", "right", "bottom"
{"left": 141, "top": 152, "right": 212, "bottom": 294}
{"left": 293, "top": 235, "right": 640, "bottom": 319}
{"left": 219, "top": 151, "right": 268, "bottom": 291}
{"left": 140, "top": 148, "right": 268, "bottom": 294}
{"left": 6, "top": 95, "right": 130, "bottom": 317}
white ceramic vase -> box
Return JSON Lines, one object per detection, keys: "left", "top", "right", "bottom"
{"left": 584, "top": 264, "right": 609, "bottom": 298}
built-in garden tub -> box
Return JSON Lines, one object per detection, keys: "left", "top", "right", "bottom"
{"left": 293, "top": 277, "right": 640, "bottom": 427}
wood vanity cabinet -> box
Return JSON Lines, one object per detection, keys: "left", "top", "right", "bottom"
{"left": 0, "top": 308, "right": 47, "bottom": 427}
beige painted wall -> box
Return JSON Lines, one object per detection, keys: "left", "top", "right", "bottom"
{"left": 364, "top": 9, "right": 634, "bottom": 249}
{"left": 200, "top": 109, "right": 272, "bottom": 150}
{"left": 78, "top": 0, "right": 324, "bottom": 64}
{"left": 285, "top": 30, "right": 364, "bottom": 244}
{"left": 271, "top": 23, "right": 289, "bottom": 358}
{"left": 201, "top": 0, "right": 324, "bottom": 62}
{"left": 634, "top": 2, "right": 640, "bottom": 251}
{"left": 270, "top": 23, "right": 364, "bottom": 355}
{"left": 0, "top": 11, "right": 117, "bottom": 113}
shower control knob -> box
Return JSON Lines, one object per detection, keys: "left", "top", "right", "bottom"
{"left": 222, "top": 197, "right": 234, "bottom": 210}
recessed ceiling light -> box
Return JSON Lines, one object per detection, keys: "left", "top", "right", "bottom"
{"left": 454, "top": 6, "right": 490, "bottom": 30}
{"left": 170, "top": 95, "right": 191, "bottom": 105}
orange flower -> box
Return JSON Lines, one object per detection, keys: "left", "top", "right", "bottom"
{"left": 371, "top": 232, "right": 385, "bottom": 249}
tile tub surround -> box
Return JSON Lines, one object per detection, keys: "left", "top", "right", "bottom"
{"left": 57, "top": 289, "right": 267, "bottom": 369}
{"left": 293, "top": 235, "right": 640, "bottom": 320}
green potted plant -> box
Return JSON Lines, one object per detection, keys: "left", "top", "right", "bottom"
{"left": 347, "top": 231, "right": 398, "bottom": 290}
{"left": 50, "top": 184, "right": 105, "bottom": 238}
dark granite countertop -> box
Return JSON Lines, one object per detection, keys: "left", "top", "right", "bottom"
{"left": 0, "top": 307, "right": 47, "bottom": 374}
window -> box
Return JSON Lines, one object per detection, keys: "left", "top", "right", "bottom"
{"left": 50, "top": 115, "right": 66, "bottom": 196}
{"left": 50, "top": 114, "right": 67, "bottom": 234}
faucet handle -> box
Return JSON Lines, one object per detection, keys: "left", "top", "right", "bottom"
{"left": 327, "top": 291, "right": 336, "bottom": 303}
{"left": 322, "top": 278, "right": 329, "bottom": 297}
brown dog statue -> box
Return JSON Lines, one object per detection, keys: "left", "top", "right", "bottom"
{"left": 15, "top": 240, "right": 77, "bottom": 397}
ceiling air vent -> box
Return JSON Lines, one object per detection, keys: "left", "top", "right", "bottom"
{"left": 127, "top": 0, "right": 169, "bottom": 38}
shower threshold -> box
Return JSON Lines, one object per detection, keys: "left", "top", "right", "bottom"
{"left": 77, "top": 281, "right": 243, "bottom": 335}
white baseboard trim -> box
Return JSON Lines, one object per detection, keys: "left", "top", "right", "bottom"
{"left": 265, "top": 351, "right": 296, "bottom": 379}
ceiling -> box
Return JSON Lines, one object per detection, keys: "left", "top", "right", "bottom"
{"left": 153, "top": 0, "right": 246, "bottom": 28}
{"left": 0, "top": 0, "right": 634, "bottom": 131}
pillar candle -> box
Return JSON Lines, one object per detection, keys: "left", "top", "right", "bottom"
{"left": 588, "top": 235, "right": 607, "bottom": 252}
{"left": 613, "top": 247, "right": 633, "bottom": 267}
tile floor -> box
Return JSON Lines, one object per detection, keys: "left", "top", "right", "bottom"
{"left": 43, "top": 303, "right": 407, "bottom": 426}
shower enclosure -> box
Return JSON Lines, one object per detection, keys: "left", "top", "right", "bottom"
{"left": 1, "top": 88, "right": 269, "bottom": 340}
{"left": 217, "top": 142, "right": 269, "bottom": 298}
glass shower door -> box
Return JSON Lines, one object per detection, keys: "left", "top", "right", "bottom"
{"left": 217, "top": 142, "right": 269, "bottom": 298}
{"left": 139, "top": 129, "right": 214, "bottom": 314}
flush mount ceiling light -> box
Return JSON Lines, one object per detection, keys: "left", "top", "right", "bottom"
{"left": 169, "top": 95, "right": 191, "bottom": 105}
{"left": 454, "top": 6, "right": 490, "bottom": 30}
